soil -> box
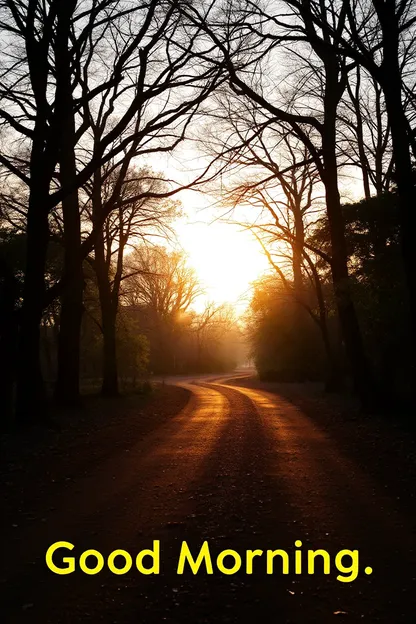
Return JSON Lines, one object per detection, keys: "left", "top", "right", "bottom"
{"left": 1, "top": 375, "right": 415, "bottom": 623}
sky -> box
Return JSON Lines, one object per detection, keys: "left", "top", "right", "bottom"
{"left": 174, "top": 197, "right": 270, "bottom": 313}
{"left": 142, "top": 150, "right": 272, "bottom": 315}
{"left": 169, "top": 176, "right": 364, "bottom": 315}
{"left": 142, "top": 135, "right": 366, "bottom": 317}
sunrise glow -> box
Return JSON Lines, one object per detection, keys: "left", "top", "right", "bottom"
{"left": 175, "top": 217, "right": 269, "bottom": 310}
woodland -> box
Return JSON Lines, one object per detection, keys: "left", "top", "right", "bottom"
{"left": 1, "top": 0, "right": 415, "bottom": 423}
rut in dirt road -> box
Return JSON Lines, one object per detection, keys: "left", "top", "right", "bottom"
{"left": 2, "top": 375, "right": 415, "bottom": 623}
{"left": 209, "top": 380, "right": 416, "bottom": 622}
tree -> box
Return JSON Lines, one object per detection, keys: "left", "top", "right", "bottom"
{"left": 312, "top": 192, "right": 411, "bottom": 404}
{"left": 81, "top": 266, "right": 150, "bottom": 392}
{"left": 212, "top": 126, "right": 340, "bottom": 387}
{"left": 183, "top": 0, "right": 376, "bottom": 405}
{"left": 122, "top": 246, "right": 202, "bottom": 374}
{"left": 85, "top": 166, "right": 179, "bottom": 396}
{"left": 339, "top": 67, "right": 393, "bottom": 198}
{"left": 0, "top": 0, "right": 224, "bottom": 421}
{"left": 286, "top": 0, "right": 416, "bottom": 351}
{"left": 246, "top": 276, "right": 329, "bottom": 382}
{"left": 190, "top": 302, "right": 239, "bottom": 372}
{"left": 53, "top": 0, "right": 83, "bottom": 407}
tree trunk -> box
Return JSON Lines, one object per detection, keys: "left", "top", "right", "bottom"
{"left": 55, "top": 271, "right": 83, "bottom": 406}
{"left": 302, "top": 251, "right": 343, "bottom": 391}
{"left": 0, "top": 256, "right": 18, "bottom": 424}
{"left": 14, "top": 10, "right": 53, "bottom": 423}
{"left": 101, "top": 303, "right": 119, "bottom": 396}
{"left": 96, "top": 229, "right": 119, "bottom": 397}
{"left": 350, "top": 67, "right": 371, "bottom": 201}
{"left": 379, "top": 32, "right": 416, "bottom": 339}
{"left": 291, "top": 200, "right": 309, "bottom": 380}
{"left": 15, "top": 201, "right": 50, "bottom": 423}
{"left": 54, "top": 181, "right": 83, "bottom": 407}
{"left": 292, "top": 204, "right": 304, "bottom": 296}
{"left": 54, "top": 0, "right": 83, "bottom": 407}
{"left": 324, "top": 164, "right": 373, "bottom": 405}
{"left": 92, "top": 170, "right": 120, "bottom": 398}
{"left": 322, "top": 59, "right": 375, "bottom": 408}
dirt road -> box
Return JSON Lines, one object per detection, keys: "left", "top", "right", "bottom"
{"left": 2, "top": 374, "right": 416, "bottom": 623}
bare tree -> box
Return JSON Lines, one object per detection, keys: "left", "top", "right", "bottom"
{"left": 0, "top": 0, "right": 225, "bottom": 420}
{"left": 339, "top": 66, "right": 393, "bottom": 198}
{"left": 285, "top": 0, "right": 416, "bottom": 349}
{"left": 191, "top": 302, "right": 236, "bottom": 371}
{"left": 122, "top": 246, "right": 203, "bottom": 373}
{"left": 214, "top": 127, "right": 340, "bottom": 388}
{"left": 183, "top": 0, "right": 376, "bottom": 405}
{"left": 85, "top": 166, "right": 179, "bottom": 396}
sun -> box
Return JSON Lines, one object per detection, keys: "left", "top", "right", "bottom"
{"left": 175, "top": 217, "right": 269, "bottom": 312}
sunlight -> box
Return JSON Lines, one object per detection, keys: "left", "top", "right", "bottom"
{"left": 175, "top": 216, "right": 270, "bottom": 311}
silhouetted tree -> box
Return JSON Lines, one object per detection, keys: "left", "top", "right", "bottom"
{"left": 312, "top": 192, "right": 411, "bottom": 404}
{"left": 286, "top": 0, "right": 416, "bottom": 351}
{"left": 183, "top": 0, "right": 376, "bottom": 405}
{"left": 340, "top": 67, "right": 393, "bottom": 198}
{"left": 122, "top": 246, "right": 202, "bottom": 373}
{"left": 213, "top": 127, "right": 341, "bottom": 388}
{"left": 0, "top": 0, "right": 225, "bottom": 421}
{"left": 85, "top": 167, "right": 179, "bottom": 396}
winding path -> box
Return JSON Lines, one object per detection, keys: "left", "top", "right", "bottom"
{"left": 2, "top": 373, "right": 415, "bottom": 623}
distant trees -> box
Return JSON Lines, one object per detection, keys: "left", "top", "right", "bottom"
{"left": 121, "top": 246, "right": 241, "bottom": 374}
{"left": 185, "top": 302, "right": 241, "bottom": 373}
{"left": 85, "top": 166, "right": 179, "bottom": 396}
{"left": 122, "top": 246, "right": 202, "bottom": 374}
{"left": 246, "top": 276, "right": 329, "bottom": 382}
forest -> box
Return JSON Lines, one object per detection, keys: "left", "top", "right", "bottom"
{"left": 0, "top": 0, "right": 415, "bottom": 424}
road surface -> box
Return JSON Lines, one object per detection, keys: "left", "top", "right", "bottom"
{"left": 2, "top": 373, "right": 415, "bottom": 623}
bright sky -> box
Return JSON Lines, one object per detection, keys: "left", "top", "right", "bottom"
{"left": 143, "top": 142, "right": 365, "bottom": 317}
{"left": 173, "top": 190, "right": 270, "bottom": 313}
{"left": 172, "top": 173, "right": 364, "bottom": 314}
{"left": 143, "top": 150, "right": 271, "bottom": 315}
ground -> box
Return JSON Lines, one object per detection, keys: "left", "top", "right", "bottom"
{"left": 1, "top": 374, "right": 416, "bottom": 623}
